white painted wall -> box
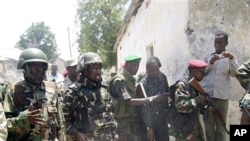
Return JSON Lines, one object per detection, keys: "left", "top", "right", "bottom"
{"left": 116, "top": 1, "right": 250, "bottom": 134}
{"left": 116, "top": 0, "right": 249, "bottom": 96}
{"left": 117, "top": 0, "right": 190, "bottom": 84}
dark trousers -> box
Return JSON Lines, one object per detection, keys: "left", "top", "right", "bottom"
{"left": 151, "top": 111, "right": 169, "bottom": 141}
{"left": 138, "top": 110, "right": 169, "bottom": 141}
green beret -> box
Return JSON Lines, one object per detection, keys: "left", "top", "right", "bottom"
{"left": 124, "top": 55, "right": 141, "bottom": 62}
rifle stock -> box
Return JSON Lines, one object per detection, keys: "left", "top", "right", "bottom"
{"left": 188, "top": 77, "right": 230, "bottom": 135}
{"left": 188, "top": 77, "right": 206, "bottom": 95}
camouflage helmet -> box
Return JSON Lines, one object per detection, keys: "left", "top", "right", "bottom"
{"left": 77, "top": 52, "right": 102, "bottom": 72}
{"left": 17, "top": 48, "right": 48, "bottom": 69}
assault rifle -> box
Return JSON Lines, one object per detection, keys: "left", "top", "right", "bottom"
{"left": 189, "top": 77, "right": 230, "bottom": 135}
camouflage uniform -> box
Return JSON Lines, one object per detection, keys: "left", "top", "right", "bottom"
{"left": 235, "top": 60, "right": 250, "bottom": 124}
{"left": 63, "top": 52, "right": 113, "bottom": 141}
{"left": 109, "top": 68, "right": 138, "bottom": 141}
{"left": 0, "top": 77, "right": 8, "bottom": 140}
{"left": 169, "top": 79, "right": 205, "bottom": 141}
{"left": 0, "top": 102, "right": 7, "bottom": 141}
{"left": 7, "top": 80, "right": 65, "bottom": 141}
{"left": 5, "top": 48, "right": 65, "bottom": 141}
{"left": 0, "top": 77, "right": 8, "bottom": 103}
{"left": 56, "top": 75, "right": 75, "bottom": 96}
{"left": 56, "top": 58, "right": 78, "bottom": 99}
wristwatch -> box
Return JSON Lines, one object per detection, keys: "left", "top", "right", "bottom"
{"left": 149, "top": 97, "right": 153, "bottom": 102}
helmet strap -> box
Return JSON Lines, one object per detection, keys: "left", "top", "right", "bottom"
{"left": 23, "top": 64, "right": 45, "bottom": 84}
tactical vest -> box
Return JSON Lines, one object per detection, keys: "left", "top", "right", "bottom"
{"left": 67, "top": 83, "right": 113, "bottom": 140}
{"left": 109, "top": 74, "right": 136, "bottom": 119}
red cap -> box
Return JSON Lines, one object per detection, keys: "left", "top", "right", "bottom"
{"left": 63, "top": 69, "right": 68, "bottom": 77}
{"left": 188, "top": 59, "right": 208, "bottom": 68}
{"left": 121, "top": 62, "right": 126, "bottom": 68}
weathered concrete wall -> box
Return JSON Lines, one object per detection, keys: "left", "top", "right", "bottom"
{"left": 117, "top": 0, "right": 190, "bottom": 84}
{"left": 117, "top": 0, "right": 249, "bottom": 96}
{"left": 116, "top": 0, "right": 249, "bottom": 138}
{"left": 187, "top": 0, "right": 250, "bottom": 100}
{"left": 188, "top": 0, "right": 250, "bottom": 63}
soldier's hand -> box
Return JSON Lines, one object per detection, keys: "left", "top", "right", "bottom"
{"left": 196, "top": 95, "right": 207, "bottom": 104}
{"left": 27, "top": 104, "right": 43, "bottom": 125}
{"left": 76, "top": 132, "right": 88, "bottom": 141}
{"left": 146, "top": 128, "right": 154, "bottom": 141}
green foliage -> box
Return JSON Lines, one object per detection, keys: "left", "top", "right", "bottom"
{"left": 77, "top": 0, "right": 128, "bottom": 68}
{"left": 16, "top": 22, "right": 59, "bottom": 60}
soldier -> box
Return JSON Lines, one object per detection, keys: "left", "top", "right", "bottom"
{"left": 5, "top": 48, "right": 65, "bottom": 141}
{"left": 56, "top": 58, "right": 79, "bottom": 98}
{"left": 235, "top": 60, "right": 250, "bottom": 125}
{"left": 109, "top": 55, "right": 168, "bottom": 141}
{"left": 0, "top": 77, "right": 8, "bottom": 140}
{"left": 169, "top": 60, "right": 208, "bottom": 141}
{"left": 63, "top": 52, "right": 113, "bottom": 141}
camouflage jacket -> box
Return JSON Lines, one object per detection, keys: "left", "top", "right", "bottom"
{"left": 109, "top": 69, "right": 137, "bottom": 119}
{"left": 63, "top": 76, "right": 112, "bottom": 140}
{"left": 6, "top": 80, "right": 66, "bottom": 141}
{"left": 169, "top": 79, "right": 205, "bottom": 141}
{"left": 236, "top": 60, "right": 250, "bottom": 91}
{"left": 0, "top": 77, "right": 9, "bottom": 140}
{"left": 0, "top": 77, "right": 9, "bottom": 103}
{"left": 0, "top": 102, "right": 7, "bottom": 140}
{"left": 236, "top": 60, "right": 250, "bottom": 109}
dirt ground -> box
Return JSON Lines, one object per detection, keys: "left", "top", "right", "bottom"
{"left": 169, "top": 100, "right": 242, "bottom": 141}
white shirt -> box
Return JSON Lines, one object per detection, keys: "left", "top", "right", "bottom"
{"left": 200, "top": 52, "right": 239, "bottom": 99}
{"left": 48, "top": 72, "right": 64, "bottom": 83}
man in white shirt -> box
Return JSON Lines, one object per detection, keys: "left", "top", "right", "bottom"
{"left": 201, "top": 32, "right": 239, "bottom": 141}
{"left": 48, "top": 63, "right": 64, "bottom": 83}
